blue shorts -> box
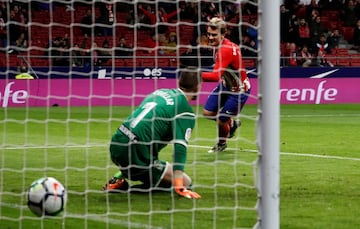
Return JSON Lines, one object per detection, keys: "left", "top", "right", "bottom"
{"left": 204, "top": 83, "right": 250, "bottom": 122}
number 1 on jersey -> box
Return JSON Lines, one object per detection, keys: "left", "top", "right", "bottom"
{"left": 130, "top": 102, "right": 157, "bottom": 128}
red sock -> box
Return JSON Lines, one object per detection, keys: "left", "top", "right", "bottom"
{"left": 218, "top": 119, "right": 231, "bottom": 144}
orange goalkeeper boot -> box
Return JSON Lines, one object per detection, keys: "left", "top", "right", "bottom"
{"left": 103, "top": 171, "right": 129, "bottom": 192}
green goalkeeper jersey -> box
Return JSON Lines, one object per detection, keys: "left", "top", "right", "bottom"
{"left": 116, "top": 88, "right": 195, "bottom": 171}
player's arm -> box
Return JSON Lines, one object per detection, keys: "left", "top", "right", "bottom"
{"left": 173, "top": 143, "right": 200, "bottom": 199}
{"left": 239, "top": 58, "right": 251, "bottom": 91}
{"left": 172, "top": 118, "right": 200, "bottom": 199}
{"left": 202, "top": 47, "right": 232, "bottom": 81}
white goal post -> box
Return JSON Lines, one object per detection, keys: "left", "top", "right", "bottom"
{"left": 0, "top": 0, "right": 280, "bottom": 228}
{"left": 257, "top": 0, "right": 280, "bottom": 228}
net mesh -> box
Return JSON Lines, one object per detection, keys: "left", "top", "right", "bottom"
{"left": 0, "top": 1, "right": 260, "bottom": 228}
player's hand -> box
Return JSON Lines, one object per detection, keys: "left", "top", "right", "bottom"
{"left": 242, "top": 78, "right": 251, "bottom": 92}
{"left": 175, "top": 187, "right": 201, "bottom": 199}
{"left": 174, "top": 177, "right": 201, "bottom": 199}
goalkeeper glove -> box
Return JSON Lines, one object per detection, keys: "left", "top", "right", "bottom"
{"left": 174, "top": 178, "right": 201, "bottom": 199}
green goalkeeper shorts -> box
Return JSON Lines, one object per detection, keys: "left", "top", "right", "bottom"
{"left": 109, "top": 131, "right": 167, "bottom": 188}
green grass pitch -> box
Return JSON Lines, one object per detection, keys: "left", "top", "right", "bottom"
{"left": 1, "top": 104, "right": 359, "bottom": 229}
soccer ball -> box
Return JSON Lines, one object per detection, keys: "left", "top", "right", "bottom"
{"left": 27, "top": 177, "right": 67, "bottom": 217}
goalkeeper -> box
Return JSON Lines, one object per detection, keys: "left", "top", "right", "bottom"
{"left": 201, "top": 17, "right": 251, "bottom": 153}
{"left": 103, "top": 69, "right": 201, "bottom": 199}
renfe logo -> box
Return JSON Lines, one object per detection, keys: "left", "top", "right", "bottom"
{"left": 280, "top": 80, "right": 337, "bottom": 104}
{"left": 0, "top": 82, "right": 28, "bottom": 107}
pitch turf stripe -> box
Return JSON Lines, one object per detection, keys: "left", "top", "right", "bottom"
{"left": 0, "top": 202, "right": 163, "bottom": 229}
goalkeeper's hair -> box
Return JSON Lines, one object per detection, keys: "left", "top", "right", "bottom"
{"left": 178, "top": 67, "right": 201, "bottom": 92}
{"left": 208, "top": 17, "right": 227, "bottom": 35}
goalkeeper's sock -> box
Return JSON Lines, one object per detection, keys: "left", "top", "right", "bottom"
{"left": 113, "top": 171, "right": 123, "bottom": 179}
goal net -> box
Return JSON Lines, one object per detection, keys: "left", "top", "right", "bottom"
{"left": 0, "top": 0, "right": 279, "bottom": 228}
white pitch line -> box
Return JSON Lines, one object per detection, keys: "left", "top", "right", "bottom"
{"left": 280, "top": 151, "right": 360, "bottom": 161}
{"left": 2, "top": 144, "right": 360, "bottom": 162}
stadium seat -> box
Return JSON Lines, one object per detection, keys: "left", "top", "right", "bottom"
{"left": 142, "top": 59, "right": 155, "bottom": 67}
{"left": 350, "top": 54, "right": 360, "bottom": 66}
{"left": 341, "top": 27, "right": 354, "bottom": 44}
{"left": 30, "top": 58, "right": 50, "bottom": 67}
{"left": 243, "top": 59, "right": 256, "bottom": 68}
{"left": 336, "top": 55, "right": 350, "bottom": 66}
{"left": 0, "top": 53, "right": 5, "bottom": 66}
{"left": 156, "top": 58, "right": 170, "bottom": 67}
{"left": 114, "top": 59, "right": 126, "bottom": 67}
{"left": 296, "top": 6, "right": 306, "bottom": 18}
{"left": 8, "top": 55, "right": 21, "bottom": 67}
{"left": 125, "top": 59, "right": 142, "bottom": 68}
{"left": 335, "top": 48, "right": 349, "bottom": 55}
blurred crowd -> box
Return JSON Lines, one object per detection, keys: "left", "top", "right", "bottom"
{"left": 2, "top": 0, "right": 360, "bottom": 68}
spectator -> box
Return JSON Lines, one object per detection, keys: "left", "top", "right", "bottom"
{"left": 45, "top": 37, "right": 69, "bottom": 66}
{"left": 283, "top": 42, "right": 299, "bottom": 67}
{"left": 243, "top": 0, "right": 257, "bottom": 15}
{"left": 309, "top": 16, "right": 326, "bottom": 48}
{"left": 138, "top": 4, "right": 180, "bottom": 34}
{"left": 221, "top": 2, "right": 239, "bottom": 22}
{"left": 314, "top": 34, "right": 331, "bottom": 54}
{"left": 306, "top": 4, "right": 320, "bottom": 25}
{"left": 288, "top": 13, "right": 300, "bottom": 44}
{"left": 135, "top": 4, "right": 152, "bottom": 31}
{"left": 326, "top": 0, "right": 343, "bottom": 10}
{"left": 202, "top": 2, "right": 219, "bottom": 19}
{"left": 298, "top": 45, "right": 313, "bottom": 67}
{"left": 247, "top": 19, "right": 258, "bottom": 49}
{"left": 241, "top": 35, "right": 257, "bottom": 57}
{"left": 315, "top": 49, "right": 334, "bottom": 67}
{"left": 225, "top": 25, "right": 241, "bottom": 45}
{"left": 162, "top": 32, "right": 177, "bottom": 54}
{"left": 79, "top": 34, "right": 91, "bottom": 67}
{"left": 62, "top": 33, "right": 70, "bottom": 49}
{"left": 280, "top": 4, "right": 291, "bottom": 43}
{"left": 340, "top": 0, "right": 357, "bottom": 27}
{"left": 115, "top": 37, "right": 133, "bottom": 57}
{"left": 327, "top": 28, "right": 341, "bottom": 49}
{"left": 80, "top": 9, "right": 93, "bottom": 36}
{"left": 180, "top": 34, "right": 213, "bottom": 68}
{"left": 9, "top": 32, "right": 27, "bottom": 54}
{"left": 0, "top": 9, "right": 7, "bottom": 48}
{"left": 141, "top": 32, "right": 158, "bottom": 55}
{"left": 298, "top": 18, "right": 311, "bottom": 47}
{"left": 93, "top": 39, "right": 112, "bottom": 66}
{"left": 352, "top": 19, "right": 360, "bottom": 51}
{"left": 15, "top": 65, "right": 34, "bottom": 79}
{"left": 179, "top": 1, "right": 197, "bottom": 21}
{"left": 126, "top": 9, "right": 135, "bottom": 25}
{"left": 96, "top": 3, "right": 115, "bottom": 36}
{"left": 70, "top": 43, "right": 84, "bottom": 67}
{"left": 8, "top": 9, "right": 20, "bottom": 46}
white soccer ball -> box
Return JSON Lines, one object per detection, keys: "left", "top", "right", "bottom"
{"left": 27, "top": 177, "right": 67, "bottom": 217}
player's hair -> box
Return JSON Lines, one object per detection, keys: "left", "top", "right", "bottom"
{"left": 178, "top": 68, "right": 201, "bottom": 92}
{"left": 208, "top": 17, "right": 227, "bottom": 34}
